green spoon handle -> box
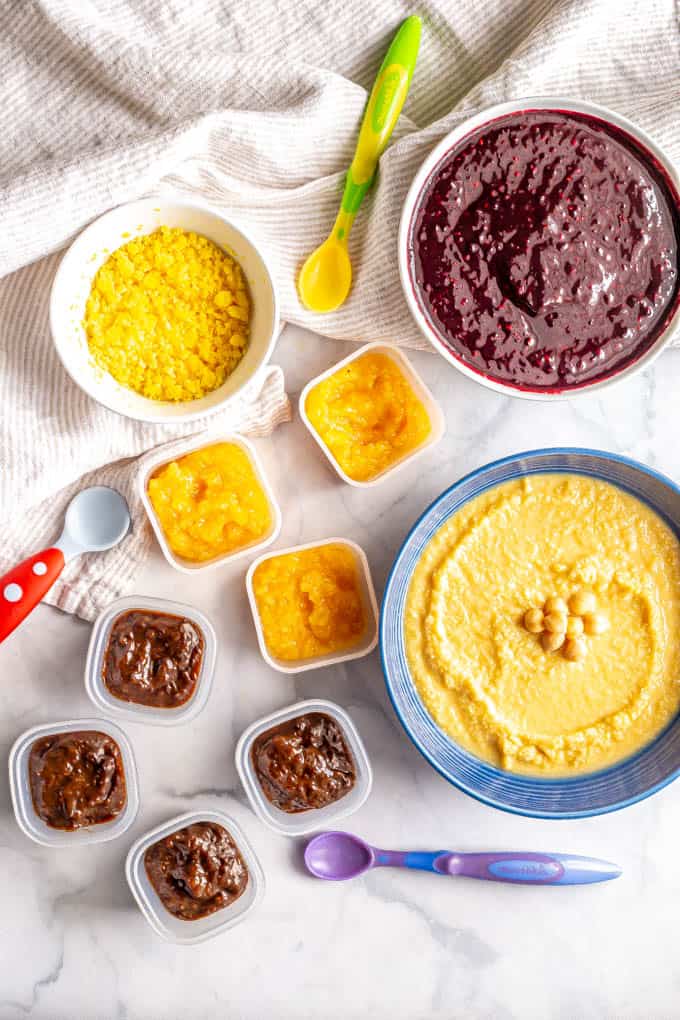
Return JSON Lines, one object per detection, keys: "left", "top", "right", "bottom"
{"left": 335, "top": 15, "right": 421, "bottom": 237}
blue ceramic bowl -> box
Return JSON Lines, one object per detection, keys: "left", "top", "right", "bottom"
{"left": 381, "top": 448, "right": 680, "bottom": 818}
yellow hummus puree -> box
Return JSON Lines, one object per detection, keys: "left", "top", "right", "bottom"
{"left": 404, "top": 473, "right": 680, "bottom": 775}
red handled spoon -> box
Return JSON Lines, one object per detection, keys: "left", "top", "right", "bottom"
{"left": 0, "top": 486, "right": 130, "bottom": 643}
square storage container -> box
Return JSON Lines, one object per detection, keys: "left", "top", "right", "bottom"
{"left": 9, "top": 718, "right": 139, "bottom": 847}
{"left": 84, "top": 595, "right": 217, "bottom": 726}
{"left": 235, "top": 698, "right": 373, "bottom": 837}
{"left": 299, "top": 341, "right": 445, "bottom": 487}
{"left": 245, "top": 538, "right": 379, "bottom": 674}
{"left": 139, "top": 432, "right": 281, "bottom": 573}
{"left": 125, "top": 809, "right": 264, "bottom": 944}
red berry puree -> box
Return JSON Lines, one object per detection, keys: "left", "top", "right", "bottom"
{"left": 411, "top": 111, "right": 680, "bottom": 390}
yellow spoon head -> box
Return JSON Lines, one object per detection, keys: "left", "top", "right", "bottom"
{"left": 298, "top": 235, "right": 352, "bottom": 313}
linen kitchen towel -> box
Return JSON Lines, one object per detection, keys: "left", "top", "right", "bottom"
{"left": 1, "top": 0, "right": 678, "bottom": 618}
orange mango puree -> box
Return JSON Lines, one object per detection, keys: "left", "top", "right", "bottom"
{"left": 252, "top": 544, "right": 366, "bottom": 661}
{"left": 147, "top": 442, "right": 272, "bottom": 562}
{"left": 304, "top": 351, "right": 431, "bottom": 482}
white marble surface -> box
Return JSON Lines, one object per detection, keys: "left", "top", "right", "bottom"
{"left": 2, "top": 325, "right": 680, "bottom": 1020}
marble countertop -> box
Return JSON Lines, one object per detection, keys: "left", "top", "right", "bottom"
{"left": 2, "top": 325, "right": 680, "bottom": 1020}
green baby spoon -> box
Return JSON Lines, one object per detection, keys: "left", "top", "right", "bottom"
{"left": 298, "top": 14, "right": 421, "bottom": 313}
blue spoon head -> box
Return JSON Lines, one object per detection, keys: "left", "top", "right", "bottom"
{"left": 304, "top": 831, "right": 373, "bottom": 881}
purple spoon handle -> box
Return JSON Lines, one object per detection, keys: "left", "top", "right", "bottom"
{"left": 436, "top": 851, "right": 621, "bottom": 885}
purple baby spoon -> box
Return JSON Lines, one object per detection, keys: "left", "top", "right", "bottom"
{"left": 304, "top": 831, "right": 621, "bottom": 885}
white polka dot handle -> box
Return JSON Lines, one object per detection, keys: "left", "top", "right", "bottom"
{"left": 0, "top": 548, "right": 66, "bottom": 643}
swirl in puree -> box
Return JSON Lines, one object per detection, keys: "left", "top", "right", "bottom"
{"left": 404, "top": 473, "right": 680, "bottom": 774}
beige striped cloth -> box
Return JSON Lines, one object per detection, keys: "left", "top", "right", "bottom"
{"left": 1, "top": 0, "right": 679, "bottom": 620}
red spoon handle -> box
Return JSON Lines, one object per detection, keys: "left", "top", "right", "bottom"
{"left": 0, "top": 547, "right": 65, "bottom": 643}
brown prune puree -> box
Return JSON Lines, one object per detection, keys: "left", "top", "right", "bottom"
{"left": 251, "top": 712, "right": 356, "bottom": 813}
{"left": 144, "top": 822, "right": 248, "bottom": 921}
{"left": 29, "top": 730, "right": 126, "bottom": 830}
{"left": 103, "top": 609, "right": 204, "bottom": 707}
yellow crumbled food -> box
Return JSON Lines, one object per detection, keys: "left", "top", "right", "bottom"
{"left": 304, "top": 351, "right": 432, "bottom": 482}
{"left": 83, "top": 227, "right": 251, "bottom": 401}
{"left": 252, "top": 544, "right": 366, "bottom": 661}
{"left": 147, "top": 442, "right": 272, "bottom": 562}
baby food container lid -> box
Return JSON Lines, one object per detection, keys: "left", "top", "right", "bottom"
{"left": 235, "top": 698, "right": 373, "bottom": 837}
{"left": 138, "top": 431, "right": 282, "bottom": 574}
{"left": 299, "top": 341, "right": 445, "bottom": 487}
{"left": 245, "top": 538, "right": 379, "bottom": 674}
{"left": 125, "top": 809, "right": 265, "bottom": 945}
{"left": 8, "top": 717, "right": 140, "bottom": 847}
{"left": 84, "top": 595, "right": 217, "bottom": 727}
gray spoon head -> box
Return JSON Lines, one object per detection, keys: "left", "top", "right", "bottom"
{"left": 61, "top": 486, "right": 130, "bottom": 556}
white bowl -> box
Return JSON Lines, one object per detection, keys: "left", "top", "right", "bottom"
{"left": 139, "top": 432, "right": 282, "bottom": 573}
{"left": 235, "top": 698, "right": 373, "bottom": 837}
{"left": 84, "top": 595, "right": 217, "bottom": 725}
{"left": 299, "top": 341, "right": 445, "bottom": 486}
{"left": 125, "top": 809, "right": 264, "bottom": 944}
{"left": 398, "top": 97, "right": 680, "bottom": 401}
{"left": 50, "top": 199, "right": 280, "bottom": 423}
{"left": 245, "top": 538, "right": 379, "bottom": 674}
{"left": 9, "top": 718, "right": 139, "bottom": 847}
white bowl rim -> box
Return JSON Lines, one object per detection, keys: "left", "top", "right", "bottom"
{"left": 398, "top": 95, "right": 680, "bottom": 402}
{"left": 49, "top": 197, "right": 280, "bottom": 424}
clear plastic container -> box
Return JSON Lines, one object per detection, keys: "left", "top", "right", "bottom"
{"left": 125, "top": 809, "right": 265, "bottom": 944}
{"left": 299, "top": 341, "right": 445, "bottom": 487}
{"left": 235, "top": 698, "right": 373, "bottom": 837}
{"left": 9, "top": 718, "right": 140, "bottom": 847}
{"left": 139, "top": 432, "right": 282, "bottom": 573}
{"left": 245, "top": 538, "right": 379, "bottom": 674}
{"left": 84, "top": 595, "right": 217, "bottom": 726}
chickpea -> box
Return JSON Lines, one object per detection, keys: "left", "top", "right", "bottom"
{"left": 523, "top": 608, "right": 545, "bottom": 633}
{"left": 583, "top": 611, "right": 610, "bottom": 636}
{"left": 566, "top": 615, "right": 584, "bottom": 637}
{"left": 543, "top": 596, "right": 568, "bottom": 616}
{"left": 563, "top": 636, "right": 587, "bottom": 662}
{"left": 568, "top": 589, "right": 597, "bottom": 616}
{"left": 541, "top": 630, "right": 565, "bottom": 653}
{"left": 544, "top": 611, "right": 568, "bottom": 634}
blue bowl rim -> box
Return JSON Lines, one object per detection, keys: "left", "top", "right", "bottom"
{"left": 380, "top": 446, "right": 680, "bottom": 819}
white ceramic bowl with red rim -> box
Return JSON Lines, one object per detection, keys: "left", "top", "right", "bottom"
{"left": 125, "top": 809, "right": 264, "bottom": 944}
{"left": 9, "top": 718, "right": 139, "bottom": 847}
{"left": 398, "top": 96, "right": 680, "bottom": 401}
{"left": 245, "top": 538, "right": 379, "bottom": 673}
{"left": 299, "top": 341, "right": 446, "bottom": 486}
{"left": 139, "top": 432, "right": 282, "bottom": 574}
{"left": 50, "top": 198, "right": 280, "bottom": 423}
